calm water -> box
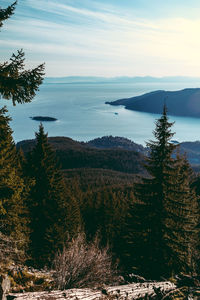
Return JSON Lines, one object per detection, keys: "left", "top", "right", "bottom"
{"left": 2, "top": 81, "right": 200, "bottom": 146}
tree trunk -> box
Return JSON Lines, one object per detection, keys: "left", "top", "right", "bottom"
{"left": 7, "top": 281, "right": 176, "bottom": 299}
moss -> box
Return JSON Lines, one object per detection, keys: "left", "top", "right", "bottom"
{"left": 8, "top": 268, "right": 53, "bottom": 292}
{"left": 10, "top": 270, "right": 35, "bottom": 285}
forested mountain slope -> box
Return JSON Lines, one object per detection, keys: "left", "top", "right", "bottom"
{"left": 106, "top": 88, "right": 200, "bottom": 117}
{"left": 17, "top": 137, "right": 145, "bottom": 175}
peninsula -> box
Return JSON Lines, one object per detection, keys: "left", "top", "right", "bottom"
{"left": 106, "top": 88, "right": 200, "bottom": 118}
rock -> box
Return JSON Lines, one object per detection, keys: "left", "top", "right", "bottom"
{"left": 0, "top": 275, "right": 10, "bottom": 300}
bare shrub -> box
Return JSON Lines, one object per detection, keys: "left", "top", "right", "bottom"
{"left": 52, "top": 233, "right": 117, "bottom": 289}
{"left": 0, "top": 231, "right": 25, "bottom": 266}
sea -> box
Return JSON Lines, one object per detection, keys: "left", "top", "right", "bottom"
{"left": 2, "top": 80, "right": 200, "bottom": 146}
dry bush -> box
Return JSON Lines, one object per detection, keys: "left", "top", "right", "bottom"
{"left": 0, "top": 231, "right": 25, "bottom": 267}
{"left": 52, "top": 233, "right": 117, "bottom": 289}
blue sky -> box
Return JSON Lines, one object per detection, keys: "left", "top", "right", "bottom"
{"left": 1, "top": 0, "right": 200, "bottom": 77}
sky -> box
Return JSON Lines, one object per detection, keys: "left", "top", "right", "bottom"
{"left": 1, "top": 0, "right": 200, "bottom": 77}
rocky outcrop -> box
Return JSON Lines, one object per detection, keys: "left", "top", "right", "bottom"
{"left": 7, "top": 281, "right": 176, "bottom": 299}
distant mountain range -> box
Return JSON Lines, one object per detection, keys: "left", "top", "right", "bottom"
{"left": 106, "top": 88, "right": 200, "bottom": 118}
{"left": 44, "top": 76, "right": 200, "bottom": 84}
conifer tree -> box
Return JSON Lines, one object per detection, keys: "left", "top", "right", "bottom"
{"left": 136, "top": 105, "right": 176, "bottom": 278}
{"left": 0, "top": 1, "right": 17, "bottom": 28}
{"left": 191, "top": 175, "right": 200, "bottom": 271}
{"left": 26, "top": 124, "right": 81, "bottom": 266}
{"left": 165, "top": 153, "right": 199, "bottom": 275}
{"left": 0, "top": 1, "right": 45, "bottom": 105}
{"left": 0, "top": 1, "right": 45, "bottom": 263}
{"left": 124, "top": 105, "right": 198, "bottom": 278}
{"left": 0, "top": 107, "right": 29, "bottom": 259}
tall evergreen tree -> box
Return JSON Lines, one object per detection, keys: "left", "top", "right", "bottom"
{"left": 0, "top": 1, "right": 45, "bottom": 263}
{"left": 136, "top": 105, "right": 176, "bottom": 278}
{"left": 0, "top": 107, "right": 29, "bottom": 259}
{"left": 165, "top": 153, "right": 199, "bottom": 275}
{"left": 26, "top": 124, "right": 81, "bottom": 266}
{"left": 124, "top": 105, "right": 198, "bottom": 278}
{"left": 191, "top": 173, "right": 200, "bottom": 271}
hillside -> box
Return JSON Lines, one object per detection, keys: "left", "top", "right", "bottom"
{"left": 179, "top": 141, "right": 200, "bottom": 170}
{"left": 86, "top": 136, "right": 200, "bottom": 171}
{"left": 17, "top": 136, "right": 145, "bottom": 175}
{"left": 86, "top": 136, "right": 146, "bottom": 154}
{"left": 106, "top": 88, "right": 200, "bottom": 118}
{"left": 17, "top": 136, "right": 200, "bottom": 173}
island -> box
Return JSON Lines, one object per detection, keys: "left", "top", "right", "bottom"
{"left": 106, "top": 88, "right": 200, "bottom": 118}
{"left": 30, "top": 116, "right": 58, "bottom": 122}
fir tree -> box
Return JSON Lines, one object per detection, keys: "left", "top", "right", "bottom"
{"left": 0, "top": 2, "right": 45, "bottom": 105}
{"left": 0, "top": 107, "right": 29, "bottom": 259}
{"left": 0, "top": 1, "right": 45, "bottom": 263}
{"left": 165, "top": 153, "right": 199, "bottom": 275}
{"left": 26, "top": 124, "right": 81, "bottom": 266}
{"left": 136, "top": 105, "right": 176, "bottom": 278}
{"left": 0, "top": 1, "right": 16, "bottom": 28}
{"left": 191, "top": 174, "right": 200, "bottom": 271}
{"left": 124, "top": 105, "right": 198, "bottom": 278}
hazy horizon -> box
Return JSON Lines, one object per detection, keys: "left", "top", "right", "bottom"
{"left": 44, "top": 75, "right": 200, "bottom": 81}
{"left": 44, "top": 75, "right": 200, "bottom": 78}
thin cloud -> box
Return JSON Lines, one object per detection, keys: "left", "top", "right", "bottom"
{"left": 26, "top": 0, "right": 159, "bottom": 31}
{"left": 1, "top": 0, "right": 200, "bottom": 76}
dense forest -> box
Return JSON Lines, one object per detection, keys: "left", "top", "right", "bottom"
{"left": 2, "top": 96, "right": 200, "bottom": 283}
{"left": 1, "top": 2, "right": 200, "bottom": 298}
{"left": 17, "top": 136, "right": 145, "bottom": 175}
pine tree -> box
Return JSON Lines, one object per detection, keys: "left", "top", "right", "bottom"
{"left": 0, "top": 1, "right": 45, "bottom": 264}
{"left": 136, "top": 105, "right": 176, "bottom": 278}
{"left": 0, "top": 107, "right": 29, "bottom": 260}
{"left": 26, "top": 124, "right": 81, "bottom": 266}
{"left": 191, "top": 174, "right": 200, "bottom": 272}
{"left": 124, "top": 105, "right": 198, "bottom": 278}
{"left": 165, "top": 153, "right": 199, "bottom": 275}
{"left": 0, "top": 1, "right": 45, "bottom": 105}
{"left": 0, "top": 1, "right": 16, "bottom": 28}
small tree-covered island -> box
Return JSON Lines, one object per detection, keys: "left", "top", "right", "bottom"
{"left": 1, "top": 2, "right": 200, "bottom": 300}
{"left": 30, "top": 116, "right": 58, "bottom": 122}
